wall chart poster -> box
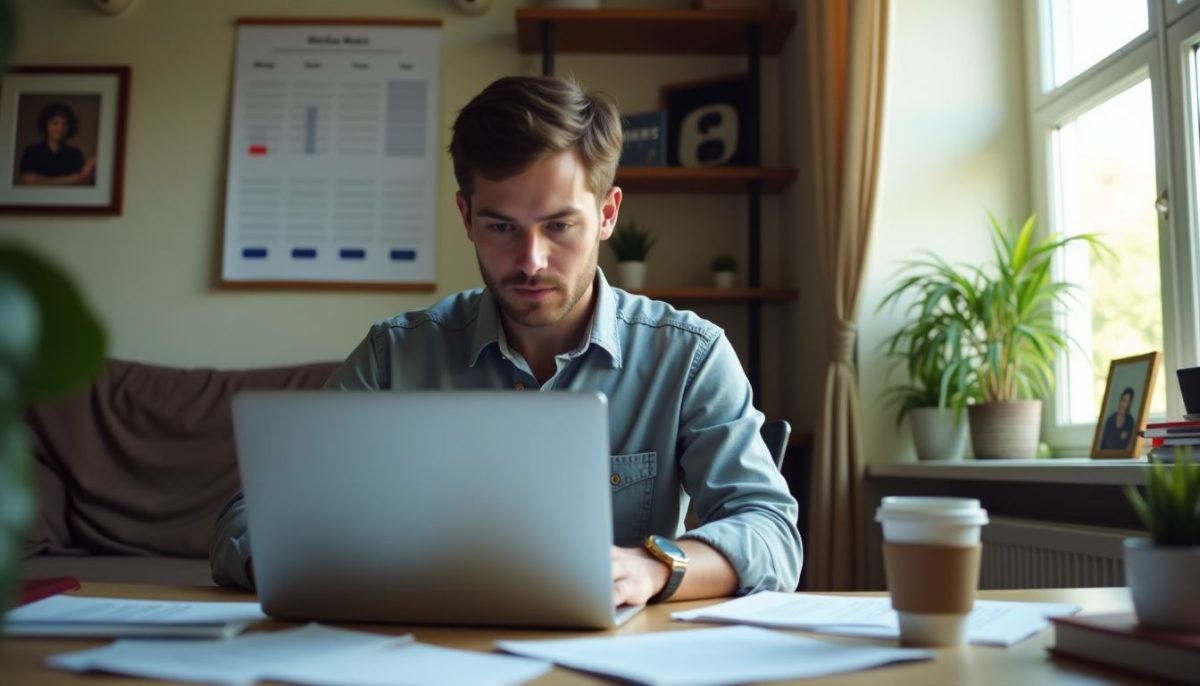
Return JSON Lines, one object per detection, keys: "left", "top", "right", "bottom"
{"left": 221, "top": 19, "right": 441, "bottom": 290}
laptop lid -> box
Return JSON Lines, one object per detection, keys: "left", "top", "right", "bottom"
{"left": 232, "top": 390, "right": 620, "bottom": 629}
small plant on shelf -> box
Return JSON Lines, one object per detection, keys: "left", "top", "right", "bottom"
{"left": 710, "top": 254, "right": 737, "bottom": 289}
{"left": 710, "top": 254, "right": 737, "bottom": 272}
{"left": 609, "top": 218, "right": 656, "bottom": 263}
{"left": 609, "top": 218, "right": 656, "bottom": 289}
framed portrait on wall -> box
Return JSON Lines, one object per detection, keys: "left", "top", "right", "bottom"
{"left": 0, "top": 66, "right": 130, "bottom": 215}
{"left": 660, "top": 73, "right": 751, "bottom": 168}
{"left": 1091, "top": 351, "right": 1162, "bottom": 458}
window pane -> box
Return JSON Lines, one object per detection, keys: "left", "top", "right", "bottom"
{"left": 1053, "top": 78, "right": 1166, "bottom": 426}
{"left": 1049, "top": 0, "right": 1148, "bottom": 87}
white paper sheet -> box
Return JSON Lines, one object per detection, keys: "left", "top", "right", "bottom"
{"left": 496, "top": 625, "right": 932, "bottom": 686}
{"left": 49, "top": 624, "right": 550, "bottom": 686}
{"left": 266, "top": 642, "right": 552, "bottom": 686}
{"left": 3, "top": 596, "right": 267, "bottom": 638}
{"left": 672, "top": 592, "right": 1081, "bottom": 647}
{"left": 48, "top": 625, "right": 407, "bottom": 686}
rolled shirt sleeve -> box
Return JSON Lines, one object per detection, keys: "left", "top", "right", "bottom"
{"left": 209, "top": 492, "right": 254, "bottom": 590}
{"left": 676, "top": 334, "right": 804, "bottom": 594}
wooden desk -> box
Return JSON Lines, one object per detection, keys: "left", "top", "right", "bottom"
{"left": 2, "top": 584, "right": 1142, "bottom": 685}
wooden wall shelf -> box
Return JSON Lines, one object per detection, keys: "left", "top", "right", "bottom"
{"left": 628, "top": 288, "right": 798, "bottom": 304}
{"left": 616, "top": 167, "right": 797, "bottom": 194}
{"left": 515, "top": 8, "right": 797, "bottom": 55}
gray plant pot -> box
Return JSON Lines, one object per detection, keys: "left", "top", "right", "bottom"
{"left": 968, "top": 400, "right": 1041, "bottom": 459}
{"left": 909, "top": 407, "right": 968, "bottom": 460}
{"left": 1124, "top": 538, "right": 1200, "bottom": 631}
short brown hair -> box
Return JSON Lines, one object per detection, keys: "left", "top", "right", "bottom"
{"left": 449, "top": 75, "right": 622, "bottom": 200}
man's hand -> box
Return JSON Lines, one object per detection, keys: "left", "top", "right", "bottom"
{"left": 611, "top": 545, "right": 670, "bottom": 606}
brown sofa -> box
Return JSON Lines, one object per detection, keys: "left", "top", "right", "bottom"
{"left": 21, "top": 358, "right": 339, "bottom": 586}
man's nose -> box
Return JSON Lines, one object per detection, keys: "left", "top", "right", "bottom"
{"left": 516, "top": 228, "right": 550, "bottom": 274}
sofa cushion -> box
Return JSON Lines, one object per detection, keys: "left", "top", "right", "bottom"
{"left": 24, "top": 358, "right": 339, "bottom": 559}
{"left": 20, "top": 555, "right": 214, "bottom": 587}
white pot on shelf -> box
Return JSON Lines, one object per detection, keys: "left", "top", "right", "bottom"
{"left": 617, "top": 261, "right": 646, "bottom": 289}
{"left": 1123, "top": 538, "right": 1200, "bottom": 631}
{"left": 908, "top": 407, "right": 968, "bottom": 460}
{"left": 712, "top": 271, "right": 736, "bottom": 289}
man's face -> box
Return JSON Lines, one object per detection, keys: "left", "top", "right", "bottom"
{"left": 457, "top": 150, "right": 620, "bottom": 330}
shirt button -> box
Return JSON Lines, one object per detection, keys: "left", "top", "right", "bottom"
{"left": 610, "top": 474, "right": 622, "bottom": 486}
{"left": 514, "top": 382, "right": 525, "bottom": 390}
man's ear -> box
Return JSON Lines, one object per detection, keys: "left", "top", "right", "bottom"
{"left": 455, "top": 191, "right": 474, "bottom": 241}
{"left": 599, "top": 186, "right": 622, "bottom": 241}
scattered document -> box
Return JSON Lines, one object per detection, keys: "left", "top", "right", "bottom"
{"left": 266, "top": 642, "right": 551, "bottom": 686}
{"left": 49, "top": 624, "right": 550, "bottom": 686}
{"left": 3, "top": 595, "right": 267, "bottom": 638}
{"left": 496, "top": 625, "right": 932, "bottom": 686}
{"left": 672, "top": 592, "right": 1081, "bottom": 647}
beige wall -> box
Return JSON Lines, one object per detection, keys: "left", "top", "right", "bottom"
{"left": 0, "top": 0, "right": 1031, "bottom": 443}
{"left": 855, "top": 0, "right": 1030, "bottom": 463}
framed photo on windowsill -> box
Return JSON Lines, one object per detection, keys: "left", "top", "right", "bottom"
{"left": 0, "top": 66, "right": 131, "bottom": 215}
{"left": 1091, "top": 351, "right": 1162, "bottom": 459}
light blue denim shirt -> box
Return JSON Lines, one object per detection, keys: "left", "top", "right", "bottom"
{"left": 211, "top": 270, "right": 802, "bottom": 593}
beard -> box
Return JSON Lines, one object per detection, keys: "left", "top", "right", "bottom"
{"left": 477, "top": 248, "right": 598, "bottom": 329}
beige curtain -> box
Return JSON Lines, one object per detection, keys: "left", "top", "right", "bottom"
{"left": 805, "top": 0, "right": 890, "bottom": 592}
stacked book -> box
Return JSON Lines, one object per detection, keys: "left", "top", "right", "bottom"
{"left": 1139, "top": 415, "right": 1200, "bottom": 461}
{"left": 1049, "top": 613, "right": 1199, "bottom": 683}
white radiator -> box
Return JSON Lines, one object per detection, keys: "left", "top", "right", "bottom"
{"left": 979, "top": 517, "right": 1138, "bottom": 589}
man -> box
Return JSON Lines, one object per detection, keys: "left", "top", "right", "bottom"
{"left": 211, "top": 75, "right": 802, "bottom": 605}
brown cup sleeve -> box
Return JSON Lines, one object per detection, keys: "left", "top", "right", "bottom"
{"left": 883, "top": 542, "right": 982, "bottom": 614}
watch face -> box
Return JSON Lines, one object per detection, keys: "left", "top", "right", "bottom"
{"left": 650, "top": 535, "right": 686, "bottom": 561}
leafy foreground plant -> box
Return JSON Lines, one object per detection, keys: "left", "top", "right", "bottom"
{"left": 1124, "top": 449, "right": 1200, "bottom": 546}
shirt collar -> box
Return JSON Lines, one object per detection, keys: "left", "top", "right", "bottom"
{"left": 467, "top": 269, "right": 623, "bottom": 369}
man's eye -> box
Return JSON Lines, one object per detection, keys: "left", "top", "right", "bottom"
{"left": 548, "top": 222, "right": 571, "bottom": 232}
{"left": 489, "top": 223, "right": 515, "bottom": 233}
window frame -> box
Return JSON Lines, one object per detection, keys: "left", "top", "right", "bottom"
{"left": 1025, "top": 0, "right": 1193, "bottom": 453}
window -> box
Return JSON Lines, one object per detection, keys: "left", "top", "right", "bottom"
{"left": 1029, "top": 0, "right": 1200, "bottom": 451}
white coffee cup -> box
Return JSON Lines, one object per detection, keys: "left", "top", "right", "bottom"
{"left": 876, "top": 497, "right": 989, "bottom": 646}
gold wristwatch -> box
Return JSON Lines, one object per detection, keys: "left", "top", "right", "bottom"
{"left": 643, "top": 535, "right": 688, "bottom": 603}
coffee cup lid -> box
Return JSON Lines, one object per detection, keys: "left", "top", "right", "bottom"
{"left": 875, "top": 497, "right": 988, "bottom": 524}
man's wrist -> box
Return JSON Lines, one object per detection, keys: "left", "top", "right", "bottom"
{"left": 643, "top": 535, "right": 688, "bottom": 603}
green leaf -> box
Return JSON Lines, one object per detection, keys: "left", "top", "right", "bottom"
{"left": 0, "top": 245, "right": 106, "bottom": 400}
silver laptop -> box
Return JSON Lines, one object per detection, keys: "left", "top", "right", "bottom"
{"left": 232, "top": 390, "right": 642, "bottom": 629}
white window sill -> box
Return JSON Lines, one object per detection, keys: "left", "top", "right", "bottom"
{"left": 866, "top": 459, "right": 1150, "bottom": 485}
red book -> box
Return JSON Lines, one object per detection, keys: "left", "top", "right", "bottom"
{"left": 17, "top": 577, "right": 81, "bottom": 606}
{"left": 1049, "top": 612, "right": 1200, "bottom": 684}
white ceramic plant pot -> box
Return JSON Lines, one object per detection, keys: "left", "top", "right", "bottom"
{"left": 1124, "top": 538, "right": 1200, "bottom": 631}
{"left": 617, "top": 261, "right": 646, "bottom": 289}
{"left": 712, "top": 271, "right": 735, "bottom": 289}
{"left": 968, "top": 400, "right": 1041, "bottom": 459}
{"left": 909, "top": 408, "right": 969, "bottom": 461}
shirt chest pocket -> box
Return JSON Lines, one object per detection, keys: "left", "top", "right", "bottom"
{"left": 609, "top": 452, "right": 657, "bottom": 547}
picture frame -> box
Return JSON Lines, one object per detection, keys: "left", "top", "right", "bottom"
{"left": 1091, "top": 351, "right": 1162, "bottom": 459}
{"left": 660, "top": 73, "right": 751, "bottom": 168}
{"left": 0, "top": 66, "right": 130, "bottom": 215}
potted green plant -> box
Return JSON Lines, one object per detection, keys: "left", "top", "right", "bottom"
{"left": 879, "top": 212, "right": 1105, "bottom": 459}
{"left": 876, "top": 289, "right": 975, "bottom": 459}
{"left": 878, "top": 256, "right": 980, "bottom": 460}
{"left": 609, "top": 218, "right": 656, "bottom": 290}
{"left": 710, "top": 254, "right": 737, "bottom": 289}
{"left": 0, "top": 245, "right": 106, "bottom": 618}
{"left": 1122, "top": 450, "right": 1200, "bottom": 631}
